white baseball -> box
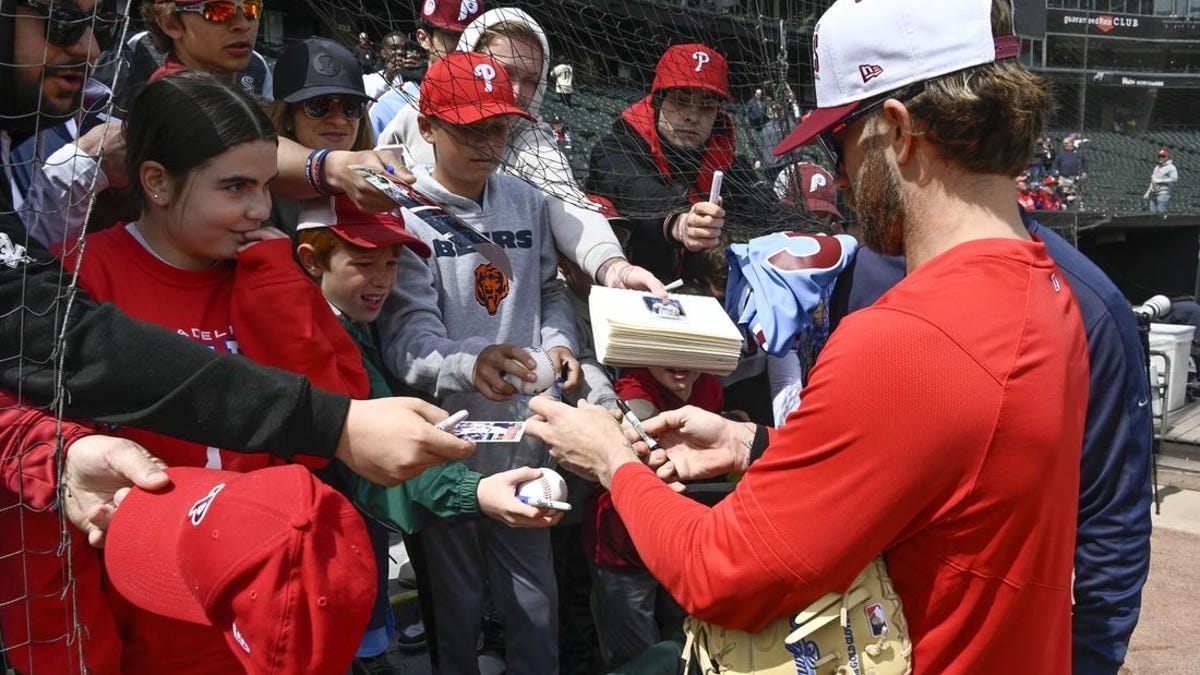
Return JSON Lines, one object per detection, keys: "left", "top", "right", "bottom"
{"left": 502, "top": 346, "right": 558, "bottom": 395}
{"left": 516, "top": 468, "right": 569, "bottom": 503}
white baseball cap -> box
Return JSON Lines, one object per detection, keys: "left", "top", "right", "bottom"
{"left": 774, "top": 0, "right": 1020, "bottom": 156}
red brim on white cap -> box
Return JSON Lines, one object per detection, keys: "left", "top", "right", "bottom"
{"left": 773, "top": 101, "right": 861, "bottom": 156}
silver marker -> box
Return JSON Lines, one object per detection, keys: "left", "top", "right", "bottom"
{"left": 708, "top": 170, "right": 724, "bottom": 204}
{"left": 435, "top": 409, "right": 469, "bottom": 431}
{"left": 616, "top": 399, "right": 659, "bottom": 451}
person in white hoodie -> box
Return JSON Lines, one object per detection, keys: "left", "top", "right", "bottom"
{"left": 381, "top": 7, "right": 665, "bottom": 295}
{"left": 1145, "top": 148, "right": 1179, "bottom": 214}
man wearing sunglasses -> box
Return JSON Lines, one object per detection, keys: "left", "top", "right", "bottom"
{"left": 3, "top": 0, "right": 129, "bottom": 250}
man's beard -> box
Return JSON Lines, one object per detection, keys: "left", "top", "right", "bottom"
{"left": 847, "top": 136, "right": 906, "bottom": 256}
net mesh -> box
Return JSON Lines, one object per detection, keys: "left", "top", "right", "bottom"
{"left": 1, "top": 0, "right": 1199, "bottom": 672}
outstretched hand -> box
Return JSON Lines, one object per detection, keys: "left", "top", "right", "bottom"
{"left": 337, "top": 397, "right": 475, "bottom": 486}
{"left": 325, "top": 147, "right": 415, "bottom": 213}
{"left": 601, "top": 259, "right": 670, "bottom": 298}
{"left": 525, "top": 398, "right": 639, "bottom": 487}
{"left": 640, "top": 406, "right": 757, "bottom": 484}
{"left": 62, "top": 435, "right": 170, "bottom": 548}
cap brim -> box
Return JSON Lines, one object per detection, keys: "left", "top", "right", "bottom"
{"left": 106, "top": 467, "right": 240, "bottom": 626}
{"left": 773, "top": 101, "right": 861, "bottom": 156}
{"left": 282, "top": 86, "right": 375, "bottom": 104}
{"left": 429, "top": 102, "right": 535, "bottom": 126}
{"left": 332, "top": 223, "right": 432, "bottom": 258}
{"left": 806, "top": 197, "right": 843, "bottom": 219}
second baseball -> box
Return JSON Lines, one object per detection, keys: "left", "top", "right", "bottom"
{"left": 516, "top": 468, "right": 569, "bottom": 502}
{"left": 502, "top": 346, "right": 558, "bottom": 395}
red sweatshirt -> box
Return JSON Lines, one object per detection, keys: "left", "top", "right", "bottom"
{"left": 0, "top": 225, "right": 366, "bottom": 674}
{"left": 611, "top": 238, "right": 1088, "bottom": 673}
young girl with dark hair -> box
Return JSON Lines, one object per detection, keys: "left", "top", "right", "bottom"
{"left": 0, "top": 70, "right": 369, "bottom": 675}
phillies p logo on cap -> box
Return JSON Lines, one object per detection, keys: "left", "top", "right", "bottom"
{"left": 474, "top": 63, "right": 497, "bottom": 92}
{"left": 692, "top": 50, "right": 711, "bottom": 72}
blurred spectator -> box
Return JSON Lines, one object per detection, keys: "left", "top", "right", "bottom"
{"left": 776, "top": 162, "right": 843, "bottom": 231}
{"left": 1052, "top": 136, "right": 1088, "bottom": 184}
{"left": 785, "top": 88, "right": 801, "bottom": 121}
{"left": 551, "top": 59, "right": 575, "bottom": 107}
{"left": 353, "top": 32, "right": 377, "bottom": 74}
{"left": 1145, "top": 149, "right": 1179, "bottom": 214}
{"left": 1028, "top": 134, "right": 1054, "bottom": 182}
{"left": 756, "top": 103, "right": 797, "bottom": 180}
{"left": 1035, "top": 176, "right": 1065, "bottom": 211}
{"left": 399, "top": 41, "right": 427, "bottom": 85}
{"left": 362, "top": 31, "right": 408, "bottom": 98}
{"left": 1016, "top": 174, "right": 1038, "bottom": 211}
{"left": 550, "top": 116, "right": 572, "bottom": 151}
{"left": 745, "top": 87, "right": 767, "bottom": 130}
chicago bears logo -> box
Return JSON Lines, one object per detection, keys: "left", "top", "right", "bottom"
{"left": 474, "top": 63, "right": 497, "bottom": 92}
{"left": 859, "top": 64, "right": 883, "bottom": 83}
{"left": 475, "top": 263, "right": 509, "bottom": 315}
{"left": 692, "top": 50, "right": 710, "bottom": 72}
{"left": 459, "top": 0, "right": 478, "bottom": 21}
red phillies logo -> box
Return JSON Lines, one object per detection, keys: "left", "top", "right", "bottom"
{"left": 1097, "top": 15, "right": 1114, "bottom": 32}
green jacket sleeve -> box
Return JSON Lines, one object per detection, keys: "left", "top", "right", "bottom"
{"left": 354, "top": 460, "right": 483, "bottom": 533}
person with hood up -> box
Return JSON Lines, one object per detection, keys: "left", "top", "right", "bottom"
{"left": 585, "top": 43, "right": 794, "bottom": 281}
{"left": 454, "top": 7, "right": 666, "bottom": 295}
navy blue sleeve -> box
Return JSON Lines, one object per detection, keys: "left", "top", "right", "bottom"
{"left": 1033, "top": 221, "right": 1153, "bottom": 674}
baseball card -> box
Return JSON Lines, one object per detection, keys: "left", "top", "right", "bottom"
{"left": 450, "top": 421, "right": 526, "bottom": 443}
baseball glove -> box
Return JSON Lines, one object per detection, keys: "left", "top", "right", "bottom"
{"left": 683, "top": 557, "right": 912, "bottom": 675}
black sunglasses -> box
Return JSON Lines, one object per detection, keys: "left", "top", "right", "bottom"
{"left": 816, "top": 84, "right": 923, "bottom": 171}
{"left": 20, "top": 0, "right": 121, "bottom": 51}
{"left": 301, "top": 96, "right": 368, "bottom": 120}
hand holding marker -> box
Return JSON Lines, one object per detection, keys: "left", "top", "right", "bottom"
{"left": 708, "top": 169, "right": 723, "bottom": 204}
{"left": 616, "top": 399, "right": 659, "bottom": 451}
{"left": 435, "top": 409, "right": 469, "bottom": 431}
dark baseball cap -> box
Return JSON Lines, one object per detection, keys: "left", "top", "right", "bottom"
{"left": 273, "top": 37, "right": 374, "bottom": 104}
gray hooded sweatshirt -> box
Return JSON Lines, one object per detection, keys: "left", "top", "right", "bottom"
{"left": 378, "top": 165, "right": 577, "bottom": 474}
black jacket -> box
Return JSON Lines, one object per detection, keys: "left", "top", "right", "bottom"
{"left": 586, "top": 97, "right": 799, "bottom": 279}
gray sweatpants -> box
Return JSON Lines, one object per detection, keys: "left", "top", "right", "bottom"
{"left": 422, "top": 516, "right": 559, "bottom": 675}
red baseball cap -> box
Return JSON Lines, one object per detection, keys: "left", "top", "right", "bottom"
{"left": 773, "top": 0, "right": 1020, "bottom": 157}
{"left": 420, "top": 52, "right": 535, "bottom": 125}
{"left": 795, "top": 163, "right": 842, "bottom": 218}
{"left": 105, "top": 465, "right": 377, "bottom": 675}
{"left": 652, "top": 44, "right": 729, "bottom": 100}
{"left": 420, "top": 0, "right": 485, "bottom": 33}
{"left": 1159, "top": 149, "right": 1171, "bottom": 158}
{"left": 297, "top": 194, "right": 432, "bottom": 257}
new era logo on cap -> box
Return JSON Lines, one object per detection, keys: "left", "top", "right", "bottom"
{"left": 859, "top": 64, "right": 883, "bottom": 83}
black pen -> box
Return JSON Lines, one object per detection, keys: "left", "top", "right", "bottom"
{"left": 615, "top": 399, "right": 659, "bottom": 450}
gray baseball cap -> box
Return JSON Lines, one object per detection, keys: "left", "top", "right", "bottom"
{"left": 273, "top": 37, "right": 374, "bottom": 104}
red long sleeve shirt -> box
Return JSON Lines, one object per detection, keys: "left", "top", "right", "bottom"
{"left": 612, "top": 238, "right": 1088, "bottom": 673}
